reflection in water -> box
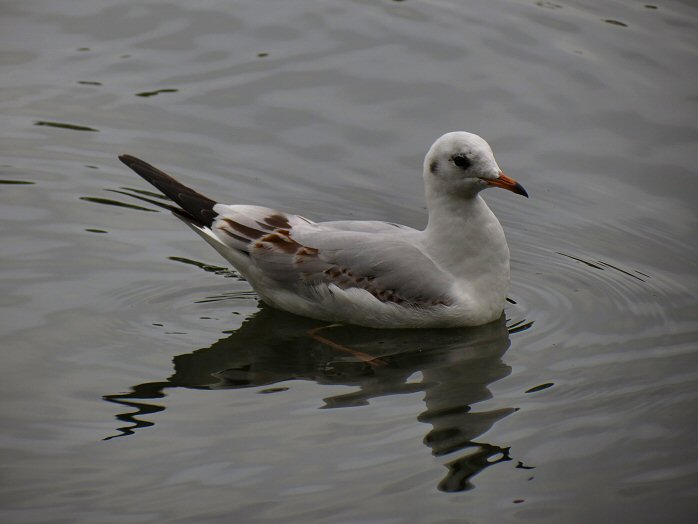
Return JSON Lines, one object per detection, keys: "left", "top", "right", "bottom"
{"left": 104, "top": 308, "right": 526, "bottom": 492}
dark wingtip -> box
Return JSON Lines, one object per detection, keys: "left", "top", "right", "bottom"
{"left": 118, "top": 154, "right": 156, "bottom": 172}
{"left": 118, "top": 154, "right": 218, "bottom": 228}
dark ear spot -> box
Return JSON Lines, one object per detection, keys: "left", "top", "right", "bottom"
{"left": 429, "top": 160, "right": 439, "bottom": 174}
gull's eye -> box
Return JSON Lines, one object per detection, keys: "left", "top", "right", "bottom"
{"left": 452, "top": 154, "right": 471, "bottom": 169}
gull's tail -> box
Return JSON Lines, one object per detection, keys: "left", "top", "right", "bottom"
{"left": 118, "top": 154, "right": 217, "bottom": 228}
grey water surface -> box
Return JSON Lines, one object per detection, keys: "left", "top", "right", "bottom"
{"left": 1, "top": 0, "right": 697, "bottom": 523}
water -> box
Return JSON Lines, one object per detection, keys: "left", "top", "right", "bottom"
{"left": 1, "top": 0, "right": 696, "bottom": 522}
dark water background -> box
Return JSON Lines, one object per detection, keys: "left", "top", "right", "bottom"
{"left": 1, "top": 0, "right": 696, "bottom": 522}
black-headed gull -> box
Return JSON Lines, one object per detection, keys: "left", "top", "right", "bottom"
{"left": 119, "top": 132, "right": 527, "bottom": 328}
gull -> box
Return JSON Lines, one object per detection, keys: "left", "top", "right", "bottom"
{"left": 119, "top": 132, "right": 527, "bottom": 329}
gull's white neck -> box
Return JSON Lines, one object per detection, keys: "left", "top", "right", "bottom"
{"left": 421, "top": 189, "right": 510, "bottom": 316}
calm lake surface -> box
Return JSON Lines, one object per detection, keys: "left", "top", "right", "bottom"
{"left": 1, "top": 0, "right": 696, "bottom": 522}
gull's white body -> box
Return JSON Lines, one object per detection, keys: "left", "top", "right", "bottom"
{"left": 120, "top": 132, "right": 527, "bottom": 328}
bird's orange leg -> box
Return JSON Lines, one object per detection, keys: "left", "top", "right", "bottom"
{"left": 307, "top": 324, "right": 387, "bottom": 368}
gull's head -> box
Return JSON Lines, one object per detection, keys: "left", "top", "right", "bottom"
{"left": 423, "top": 131, "right": 528, "bottom": 199}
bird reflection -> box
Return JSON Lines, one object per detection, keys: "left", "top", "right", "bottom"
{"left": 104, "top": 307, "right": 526, "bottom": 492}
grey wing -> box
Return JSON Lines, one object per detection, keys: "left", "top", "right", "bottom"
{"left": 212, "top": 209, "right": 454, "bottom": 307}
{"left": 298, "top": 231, "right": 455, "bottom": 307}
{"left": 223, "top": 219, "right": 453, "bottom": 307}
{"left": 315, "top": 220, "right": 417, "bottom": 234}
